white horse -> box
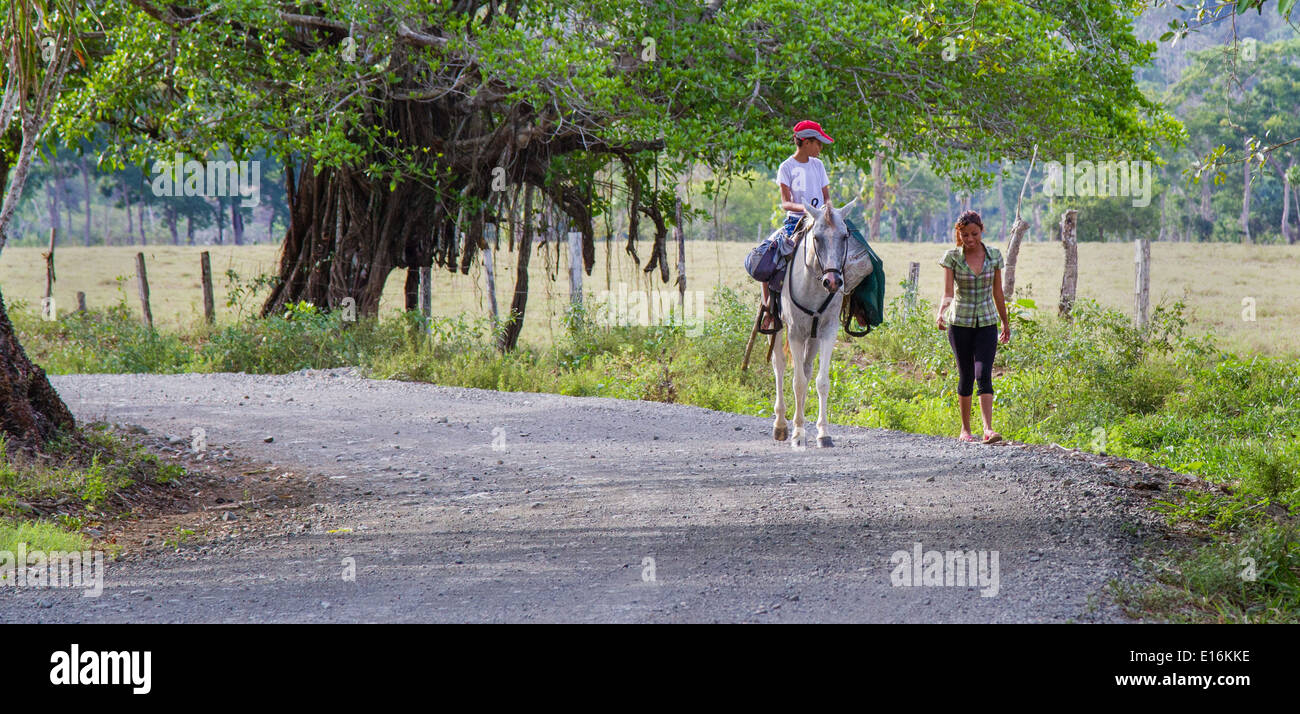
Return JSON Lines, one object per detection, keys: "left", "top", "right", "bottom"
{"left": 772, "top": 197, "right": 864, "bottom": 449}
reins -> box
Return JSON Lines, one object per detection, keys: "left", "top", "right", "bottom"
{"left": 786, "top": 218, "right": 847, "bottom": 337}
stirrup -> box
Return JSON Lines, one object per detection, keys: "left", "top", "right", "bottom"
{"left": 758, "top": 295, "right": 783, "bottom": 335}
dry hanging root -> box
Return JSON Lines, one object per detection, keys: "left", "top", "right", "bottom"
{"left": 621, "top": 154, "right": 642, "bottom": 267}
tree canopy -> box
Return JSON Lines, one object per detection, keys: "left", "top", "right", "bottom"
{"left": 58, "top": 1, "right": 1177, "bottom": 225}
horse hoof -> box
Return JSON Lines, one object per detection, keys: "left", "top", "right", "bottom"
{"left": 818, "top": 436, "right": 834, "bottom": 448}
{"left": 773, "top": 425, "right": 788, "bottom": 441}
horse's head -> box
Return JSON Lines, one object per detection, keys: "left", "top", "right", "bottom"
{"left": 800, "top": 197, "right": 858, "bottom": 294}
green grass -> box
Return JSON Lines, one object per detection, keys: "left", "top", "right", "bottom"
{"left": 0, "top": 423, "right": 186, "bottom": 551}
{"left": 1111, "top": 523, "right": 1300, "bottom": 623}
{"left": 0, "top": 518, "right": 90, "bottom": 554}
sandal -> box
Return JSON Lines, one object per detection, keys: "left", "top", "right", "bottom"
{"left": 959, "top": 433, "right": 978, "bottom": 443}
{"left": 982, "top": 431, "right": 1003, "bottom": 444}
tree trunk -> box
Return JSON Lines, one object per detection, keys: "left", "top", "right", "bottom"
{"left": 166, "top": 204, "right": 179, "bottom": 245}
{"left": 499, "top": 184, "right": 534, "bottom": 352}
{"left": 404, "top": 268, "right": 420, "bottom": 311}
{"left": 124, "top": 187, "right": 134, "bottom": 242}
{"left": 261, "top": 160, "right": 443, "bottom": 318}
{"left": 186, "top": 214, "right": 195, "bottom": 245}
{"left": 1157, "top": 188, "right": 1167, "bottom": 242}
{"left": 231, "top": 202, "right": 245, "bottom": 246}
{"left": 214, "top": 198, "right": 224, "bottom": 245}
{"left": 56, "top": 164, "right": 73, "bottom": 241}
{"left": 0, "top": 286, "right": 77, "bottom": 453}
{"left": 136, "top": 194, "right": 147, "bottom": 245}
{"left": 1058, "top": 209, "right": 1079, "bottom": 319}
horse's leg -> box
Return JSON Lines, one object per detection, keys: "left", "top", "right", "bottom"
{"left": 789, "top": 331, "right": 810, "bottom": 450}
{"left": 814, "top": 329, "right": 836, "bottom": 447}
{"left": 771, "top": 328, "right": 788, "bottom": 441}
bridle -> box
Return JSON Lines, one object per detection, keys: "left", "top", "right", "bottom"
{"left": 786, "top": 217, "right": 848, "bottom": 337}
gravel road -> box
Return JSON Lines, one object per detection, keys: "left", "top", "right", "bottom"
{"left": 0, "top": 369, "right": 1171, "bottom": 622}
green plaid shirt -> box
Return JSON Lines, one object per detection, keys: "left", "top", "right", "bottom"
{"left": 939, "top": 244, "right": 1004, "bottom": 328}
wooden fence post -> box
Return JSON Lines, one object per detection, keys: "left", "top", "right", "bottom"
{"left": 43, "top": 228, "right": 55, "bottom": 299}
{"left": 1003, "top": 218, "right": 1029, "bottom": 297}
{"left": 76, "top": 291, "right": 86, "bottom": 313}
{"left": 418, "top": 265, "right": 432, "bottom": 335}
{"left": 906, "top": 261, "right": 920, "bottom": 307}
{"left": 1058, "top": 209, "right": 1078, "bottom": 319}
{"left": 484, "top": 224, "right": 499, "bottom": 327}
{"left": 568, "top": 229, "right": 583, "bottom": 307}
{"left": 42, "top": 228, "right": 56, "bottom": 319}
{"left": 1003, "top": 144, "right": 1037, "bottom": 297}
{"left": 135, "top": 251, "right": 154, "bottom": 329}
{"left": 1134, "top": 238, "right": 1151, "bottom": 328}
{"left": 200, "top": 250, "right": 215, "bottom": 324}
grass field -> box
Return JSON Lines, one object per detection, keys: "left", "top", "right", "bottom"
{"left": 1, "top": 239, "right": 1297, "bottom": 354}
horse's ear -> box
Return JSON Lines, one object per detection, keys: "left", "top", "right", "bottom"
{"left": 802, "top": 201, "right": 824, "bottom": 223}
{"left": 839, "top": 197, "right": 859, "bottom": 215}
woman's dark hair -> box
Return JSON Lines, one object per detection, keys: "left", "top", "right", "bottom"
{"left": 953, "top": 210, "right": 983, "bottom": 245}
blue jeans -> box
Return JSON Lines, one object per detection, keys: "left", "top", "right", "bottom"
{"left": 782, "top": 214, "right": 801, "bottom": 237}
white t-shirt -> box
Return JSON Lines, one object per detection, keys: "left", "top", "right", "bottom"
{"left": 777, "top": 155, "right": 830, "bottom": 218}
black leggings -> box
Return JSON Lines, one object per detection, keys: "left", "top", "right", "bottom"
{"left": 948, "top": 324, "right": 997, "bottom": 397}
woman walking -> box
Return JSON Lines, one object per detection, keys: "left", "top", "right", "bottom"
{"left": 936, "top": 210, "right": 1010, "bottom": 444}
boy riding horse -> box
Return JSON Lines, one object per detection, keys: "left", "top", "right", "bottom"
{"left": 755, "top": 120, "right": 834, "bottom": 332}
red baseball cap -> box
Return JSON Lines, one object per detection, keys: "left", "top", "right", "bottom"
{"left": 792, "top": 120, "right": 833, "bottom": 144}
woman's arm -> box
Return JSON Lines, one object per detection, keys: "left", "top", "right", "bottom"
{"left": 937, "top": 267, "right": 954, "bottom": 330}
{"left": 992, "top": 268, "right": 1010, "bottom": 343}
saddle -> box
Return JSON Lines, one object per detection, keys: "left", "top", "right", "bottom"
{"left": 746, "top": 221, "right": 807, "bottom": 335}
